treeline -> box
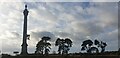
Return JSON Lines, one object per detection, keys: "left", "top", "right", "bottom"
{"left": 12, "top": 36, "right": 120, "bottom": 55}
{"left": 34, "top": 36, "right": 108, "bottom": 55}
{"left": 35, "top": 37, "right": 72, "bottom": 55}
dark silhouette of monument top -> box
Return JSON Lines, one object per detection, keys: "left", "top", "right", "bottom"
{"left": 25, "top": 5, "right": 27, "bottom": 9}
{"left": 23, "top": 5, "right": 29, "bottom": 16}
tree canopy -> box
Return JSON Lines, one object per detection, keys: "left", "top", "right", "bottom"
{"left": 81, "top": 39, "right": 107, "bottom": 53}
{"left": 35, "top": 36, "right": 51, "bottom": 55}
{"left": 55, "top": 38, "right": 73, "bottom": 55}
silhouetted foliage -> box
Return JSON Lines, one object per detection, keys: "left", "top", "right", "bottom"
{"left": 42, "top": 37, "right": 51, "bottom": 41}
{"left": 88, "top": 47, "right": 99, "bottom": 53}
{"left": 55, "top": 38, "right": 73, "bottom": 55}
{"left": 55, "top": 38, "right": 61, "bottom": 46}
{"left": 100, "top": 41, "right": 107, "bottom": 53}
{"left": 94, "top": 40, "right": 107, "bottom": 53}
{"left": 35, "top": 36, "right": 51, "bottom": 55}
{"left": 81, "top": 39, "right": 107, "bottom": 53}
{"left": 81, "top": 40, "right": 93, "bottom": 47}
{"left": 65, "top": 38, "right": 72, "bottom": 47}
{"left": 94, "top": 40, "right": 100, "bottom": 45}
{"left": 81, "top": 39, "right": 94, "bottom": 53}
{"left": 35, "top": 40, "right": 44, "bottom": 54}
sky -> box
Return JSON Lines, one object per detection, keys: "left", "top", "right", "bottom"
{"left": 0, "top": 0, "right": 119, "bottom": 55}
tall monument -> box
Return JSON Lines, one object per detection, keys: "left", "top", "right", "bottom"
{"left": 21, "top": 5, "right": 29, "bottom": 55}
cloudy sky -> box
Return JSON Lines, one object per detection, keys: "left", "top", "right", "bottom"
{"left": 0, "top": 0, "right": 119, "bottom": 54}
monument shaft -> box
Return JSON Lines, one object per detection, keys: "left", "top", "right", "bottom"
{"left": 21, "top": 5, "right": 29, "bottom": 55}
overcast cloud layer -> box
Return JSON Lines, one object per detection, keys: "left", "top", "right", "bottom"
{"left": 0, "top": 2, "right": 119, "bottom": 54}
{"left": 0, "top": 0, "right": 120, "bottom": 2}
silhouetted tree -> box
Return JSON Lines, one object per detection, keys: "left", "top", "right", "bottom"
{"left": 42, "top": 36, "right": 51, "bottom": 55}
{"left": 94, "top": 39, "right": 107, "bottom": 53}
{"left": 64, "top": 38, "right": 72, "bottom": 54}
{"left": 35, "top": 36, "right": 51, "bottom": 55}
{"left": 81, "top": 39, "right": 107, "bottom": 53}
{"left": 100, "top": 41, "right": 107, "bottom": 53}
{"left": 36, "top": 40, "right": 44, "bottom": 54}
{"left": 55, "top": 38, "right": 73, "bottom": 55}
{"left": 81, "top": 40, "right": 93, "bottom": 53}
{"left": 55, "top": 38, "right": 62, "bottom": 54}
{"left": 81, "top": 39, "right": 101, "bottom": 53}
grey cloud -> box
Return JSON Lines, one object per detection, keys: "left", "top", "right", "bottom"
{"left": 71, "top": 20, "right": 104, "bottom": 36}
{"left": 100, "top": 29, "right": 118, "bottom": 42}
{"left": 2, "top": 31, "right": 21, "bottom": 40}
{"left": 11, "top": 32, "right": 21, "bottom": 38}
{"left": 0, "top": 0, "right": 120, "bottom": 2}
{"left": 30, "top": 31, "right": 56, "bottom": 41}
{"left": 53, "top": 31, "right": 71, "bottom": 38}
{"left": 0, "top": 2, "right": 118, "bottom": 54}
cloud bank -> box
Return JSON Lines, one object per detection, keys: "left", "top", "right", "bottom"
{"left": 0, "top": 2, "right": 118, "bottom": 54}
